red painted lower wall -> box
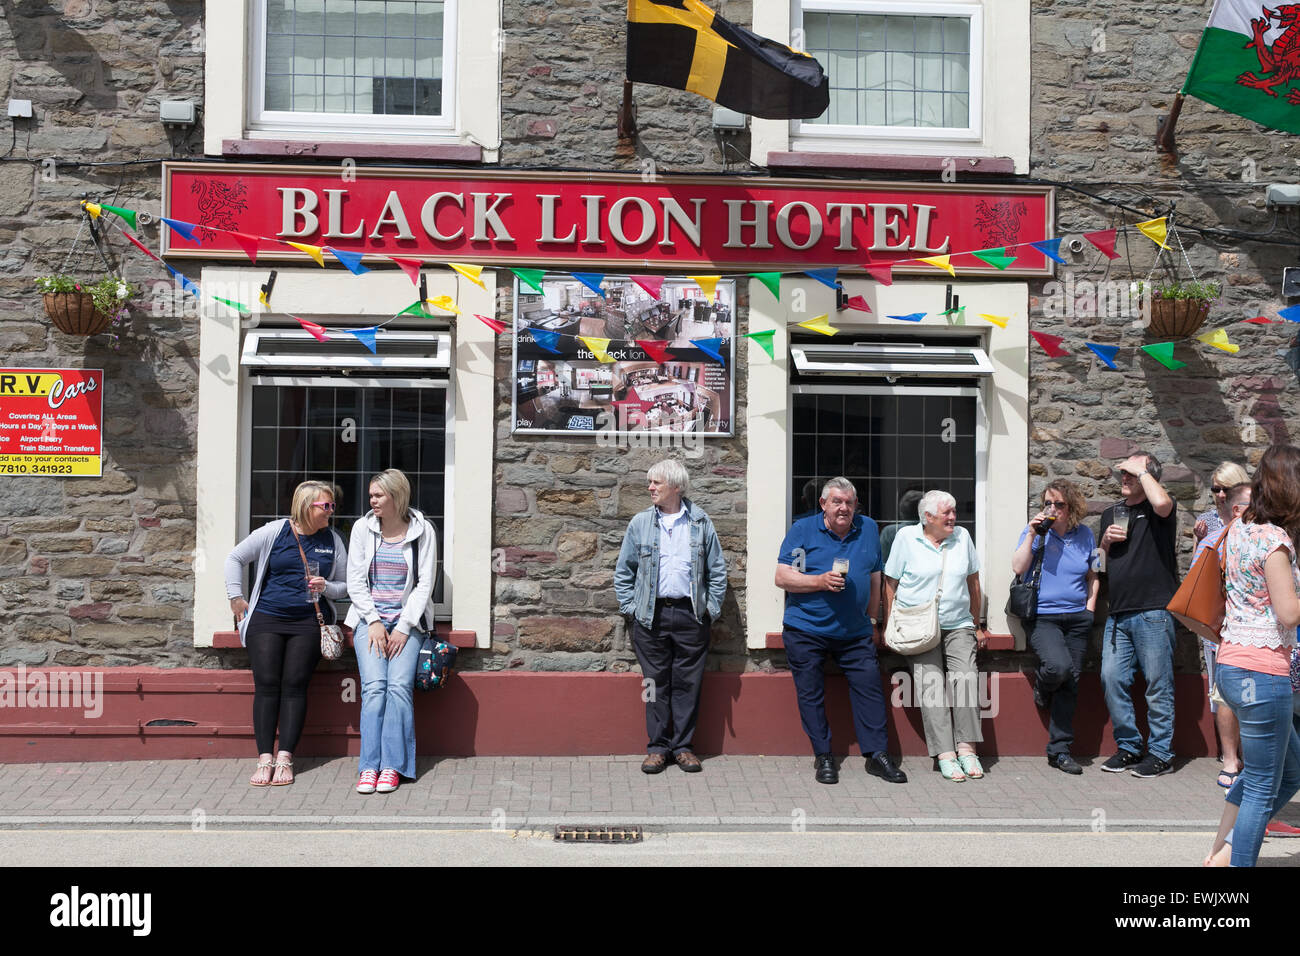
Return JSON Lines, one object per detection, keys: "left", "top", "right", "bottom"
{"left": 0, "top": 667, "right": 1217, "bottom": 762}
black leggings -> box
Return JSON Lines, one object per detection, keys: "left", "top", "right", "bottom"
{"left": 246, "top": 617, "right": 321, "bottom": 754}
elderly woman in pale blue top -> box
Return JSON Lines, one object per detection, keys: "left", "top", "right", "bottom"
{"left": 883, "top": 489, "right": 985, "bottom": 781}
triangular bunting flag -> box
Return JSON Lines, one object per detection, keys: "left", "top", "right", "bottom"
{"left": 161, "top": 217, "right": 202, "bottom": 243}
{"left": 1085, "top": 342, "right": 1120, "bottom": 369}
{"left": 636, "top": 339, "right": 671, "bottom": 363}
{"left": 118, "top": 226, "right": 160, "bottom": 262}
{"left": 214, "top": 296, "right": 253, "bottom": 315}
{"left": 804, "top": 267, "right": 838, "bottom": 289}
{"left": 750, "top": 272, "right": 782, "bottom": 299}
{"left": 286, "top": 241, "right": 326, "bottom": 266}
{"left": 745, "top": 329, "right": 776, "bottom": 359}
{"left": 979, "top": 313, "right": 1009, "bottom": 329}
{"left": 425, "top": 295, "right": 460, "bottom": 314}
{"left": 99, "top": 203, "right": 138, "bottom": 230}
{"left": 1244, "top": 316, "right": 1276, "bottom": 324}
{"left": 295, "top": 316, "right": 330, "bottom": 342}
{"left": 1030, "top": 331, "right": 1070, "bottom": 357}
{"left": 690, "top": 336, "right": 726, "bottom": 363}
{"left": 1031, "top": 238, "right": 1067, "bottom": 263}
{"left": 1141, "top": 342, "right": 1186, "bottom": 370}
{"left": 1135, "top": 217, "right": 1170, "bottom": 250}
{"left": 476, "top": 313, "right": 507, "bottom": 334}
{"left": 613, "top": 386, "right": 654, "bottom": 414}
{"left": 972, "top": 247, "right": 1017, "bottom": 270}
{"left": 864, "top": 263, "right": 894, "bottom": 285}
{"left": 886, "top": 312, "right": 925, "bottom": 322}
{"left": 629, "top": 275, "right": 664, "bottom": 299}
{"left": 918, "top": 255, "right": 955, "bottom": 277}
{"left": 326, "top": 246, "right": 370, "bottom": 276}
{"left": 690, "top": 275, "right": 721, "bottom": 298}
{"left": 512, "top": 268, "right": 546, "bottom": 294}
{"left": 347, "top": 327, "right": 377, "bottom": 354}
{"left": 571, "top": 272, "right": 607, "bottom": 298}
{"left": 841, "top": 295, "right": 871, "bottom": 314}
{"left": 1083, "top": 229, "right": 1120, "bottom": 260}
{"left": 81, "top": 201, "right": 102, "bottom": 219}
{"left": 164, "top": 264, "right": 201, "bottom": 300}
{"left": 230, "top": 232, "right": 260, "bottom": 263}
{"left": 797, "top": 314, "right": 838, "bottom": 336}
{"left": 579, "top": 336, "right": 615, "bottom": 362}
{"left": 389, "top": 257, "right": 424, "bottom": 286}
{"left": 1197, "top": 328, "right": 1240, "bottom": 354}
{"left": 939, "top": 306, "right": 966, "bottom": 318}
{"left": 527, "top": 328, "right": 563, "bottom": 354}
{"left": 448, "top": 262, "right": 487, "bottom": 289}
{"left": 1279, "top": 305, "right": 1300, "bottom": 322}
{"left": 398, "top": 301, "right": 430, "bottom": 317}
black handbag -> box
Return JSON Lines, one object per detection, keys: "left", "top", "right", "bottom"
{"left": 416, "top": 636, "right": 457, "bottom": 691}
{"left": 1006, "top": 540, "right": 1045, "bottom": 623}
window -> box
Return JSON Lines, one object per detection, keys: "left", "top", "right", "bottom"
{"left": 251, "top": 0, "right": 456, "bottom": 136}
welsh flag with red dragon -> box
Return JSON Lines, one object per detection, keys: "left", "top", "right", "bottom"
{"left": 1184, "top": 1, "right": 1300, "bottom": 132}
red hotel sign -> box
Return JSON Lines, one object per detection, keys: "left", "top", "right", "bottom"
{"left": 162, "top": 163, "right": 1054, "bottom": 275}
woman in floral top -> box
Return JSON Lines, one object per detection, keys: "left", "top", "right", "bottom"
{"left": 1205, "top": 446, "right": 1300, "bottom": 867}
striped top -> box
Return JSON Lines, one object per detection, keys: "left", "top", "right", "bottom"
{"left": 370, "top": 539, "right": 409, "bottom": 628}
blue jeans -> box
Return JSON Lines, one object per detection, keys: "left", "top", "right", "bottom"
{"left": 1219, "top": 663, "right": 1300, "bottom": 867}
{"left": 1100, "top": 609, "right": 1176, "bottom": 762}
{"left": 354, "top": 625, "right": 422, "bottom": 778}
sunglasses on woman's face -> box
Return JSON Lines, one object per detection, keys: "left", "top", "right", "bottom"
{"left": 1043, "top": 501, "right": 1064, "bottom": 510}
{"left": 1211, "top": 486, "right": 1228, "bottom": 495}
{"left": 312, "top": 501, "right": 336, "bottom": 512}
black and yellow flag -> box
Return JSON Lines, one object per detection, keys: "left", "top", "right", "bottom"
{"left": 626, "top": 0, "right": 829, "bottom": 120}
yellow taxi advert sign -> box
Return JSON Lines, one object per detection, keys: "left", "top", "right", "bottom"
{"left": 0, "top": 368, "right": 103, "bottom": 477}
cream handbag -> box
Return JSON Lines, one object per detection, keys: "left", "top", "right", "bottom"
{"left": 884, "top": 546, "right": 947, "bottom": 656}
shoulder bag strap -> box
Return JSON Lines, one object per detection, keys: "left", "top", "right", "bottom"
{"left": 288, "top": 522, "right": 328, "bottom": 629}
{"left": 934, "top": 543, "right": 949, "bottom": 602}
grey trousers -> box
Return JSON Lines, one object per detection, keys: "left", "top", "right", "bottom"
{"left": 908, "top": 625, "right": 985, "bottom": 756}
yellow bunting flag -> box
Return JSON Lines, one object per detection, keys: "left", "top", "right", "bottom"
{"left": 979, "top": 313, "right": 1009, "bottom": 329}
{"left": 1197, "top": 328, "right": 1240, "bottom": 354}
{"left": 690, "top": 275, "right": 721, "bottom": 298}
{"left": 797, "top": 314, "right": 838, "bottom": 336}
{"left": 425, "top": 295, "right": 460, "bottom": 314}
{"left": 448, "top": 262, "right": 487, "bottom": 289}
{"left": 286, "top": 241, "right": 326, "bottom": 266}
{"left": 580, "top": 336, "right": 615, "bottom": 362}
{"left": 1136, "top": 217, "right": 1169, "bottom": 250}
{"left": 918, "top": 255, "right": 955, "bottom": 277}
{"left": 81, "top": 201, "right": 102, "bottom": 219}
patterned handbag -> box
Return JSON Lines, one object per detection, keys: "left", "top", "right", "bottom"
{"left": 416, "top": 635, "right": 457, "bottom": 691}
{"left": 290, "top": 523, "right": 347, "bottom": 660}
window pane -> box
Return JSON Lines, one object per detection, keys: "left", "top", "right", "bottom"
{"left": 860, "top": 51, "right": 885, "bottom": 90}
{"left": 859, "top": 90, "right": 885, "bottom": 125}
{"left": 886, "top": 51, "right": 915, "bottom": 91}
{"left": 803, "top": 12, "right": 829, "bottom": 51}
{"left": 945, "top": 17, "right": 970, "bottom": 53}
{"left": 915, "top": 17, "right": 943, "bottom": 52}
{"left": 918, "top": 53, "right": 942, "bottom": 91}
{"left": 324, "top": 0, "right": 354, "bottom": 36}
{"left": 918, "top": 91, "right": 945, "bottom": 127}
{"left": 887, "top": 91, "right": 915, "bottom": 126}
{"left": 947, "top": 93, "right": 969, "bottom": 127}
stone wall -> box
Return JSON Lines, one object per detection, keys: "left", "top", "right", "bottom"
{"left": 0, "top": 1, "right": 206, "bottom": 667}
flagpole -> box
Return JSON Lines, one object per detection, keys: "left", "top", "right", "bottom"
{"left": 1156, "top": 92, "right": 1185, "bottom": 154}
{"left": 618, "top": 79, "right": 637, "bottom": 140}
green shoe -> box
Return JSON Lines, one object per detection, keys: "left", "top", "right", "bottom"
{"left": 938, "top": 757, "right": 966, "bottom": 782}
{"left": 957, "top": 754, "right": 984, "bottom": 779}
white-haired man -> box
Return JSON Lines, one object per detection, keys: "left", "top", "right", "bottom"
{"left": 615, "top": 459, "right": 728, "bottom": 773}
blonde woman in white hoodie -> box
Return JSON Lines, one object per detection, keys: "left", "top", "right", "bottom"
{"left": 345, "top": 469, "right": 437, "bottom": 794}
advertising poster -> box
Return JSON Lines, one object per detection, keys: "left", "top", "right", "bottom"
{"left": 512, "top": 276, "right": 735, "bottom": 437}
{"left": 0, "top": 368, "right": 104, "bottom": 476}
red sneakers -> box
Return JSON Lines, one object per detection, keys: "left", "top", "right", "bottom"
{"left": 376, "top": 770, "right": 400, "bottom": 793}
{"left": 1266, "top": 819, "right": 1300, "bottom": 837}
{"left": 356, "top": 770, "right": 378, "bottom": 794}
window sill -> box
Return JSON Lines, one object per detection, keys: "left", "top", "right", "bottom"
{"left": 766, "top": 151, "right": 1015, "bottom": 175}
{"left": 221, "top": 139, "right": 484, "bottom": 163}
{"left": 210, "top": 624, "right": 477, "bottom": 650}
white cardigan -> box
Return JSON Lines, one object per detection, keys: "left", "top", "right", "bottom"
{"left": 345, "top": 507, "right": 438, "bottom": 637}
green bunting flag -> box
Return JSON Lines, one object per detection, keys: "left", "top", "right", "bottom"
{"left": 939, "top": 306, "right": 966, "bottom": 317}
{"left": 1141, "top": 342, "right": 1186, "bottom": 370}
{"left": 399, "top": 301, "right": 431, "bottom": 317}
{"left": 972, "top": 247, "right": 1017, "bottom": 270}
{"left": 512, "top": 268, "right": 546, "bottom": 294}
{"left": 746, "top": 329, "right": 776, "bottom": 358}
{"left": 214, "top": 296, "right": 252, "bottom": 314}
{"left": 99, "top": 203, "right": 138, "bottom": 231}
{"left": 750, "top": 272, "right": 782, "bottom": 299}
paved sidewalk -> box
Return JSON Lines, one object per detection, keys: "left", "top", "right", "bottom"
{"left": 0, "top": 754, "right": 1278, "bottom": 831}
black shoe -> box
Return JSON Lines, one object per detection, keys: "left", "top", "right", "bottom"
{"left": 814, "top": 753, "right": 838, "bottom": 785}
{"left": 1099, "top": 749, "right": 1142, "bottom": 773}
{"left": 1048, "top": 752, "right": 1083, "bottom": 775}
{"left": 865, "top": 751, "right": 908, "bottom": 784}
{"left": 1131, "top": 754, "right": 1172, "bottom": 778}
{"left": 1033, "top": 680, "right": 1050, "bottom": 710}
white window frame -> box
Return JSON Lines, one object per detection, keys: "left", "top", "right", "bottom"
{"left": 793, "top": 0, "right": 983, "bottom": 145}
{"left": 247, "top": 0, "right": 458, "bottom": 139}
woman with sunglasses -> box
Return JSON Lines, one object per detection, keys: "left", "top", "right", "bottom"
{"left": 1193, "top": 462, "right": 1250, "bottom": 790}
{"left": 1011, "top": 479, "right": 1098, "bottom": 775}
{"left": 225, "top": 480, "right": 348, "bottom": 786}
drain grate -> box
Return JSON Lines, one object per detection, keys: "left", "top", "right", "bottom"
{"left": 553, "top": 825, "right": 644, "bottom": 844}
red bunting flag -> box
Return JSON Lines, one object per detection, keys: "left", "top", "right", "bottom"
{"left": 117, "top": 226, "right": 160, "bottom": 262}
{"left": 229, "top": 232, "right": 260, "bottom": 264}
{"left": 475, "top": 313, "right": 507, "bottom": 334}
{"left": 1244, "top": 316, "right": 1276, "bottom": 324}
{"left": 294, "top": 316, "right": 330, "bottom": 342}
{"left": 629, "top": 275, "right": 664, "bottom": 299}
{"left": 613, "top": 386, "right": 654, "bottom": 414}
{"left": 389, "top": 257, "right": 424, "bottom": 286}
{"left": 841, "top": 295, "right": 872, "bottom": 314}
{"left": 864, "top": 263, "right": 894, "bottom": 285}
{"left": 1030, "top": 330, "right": 1070, "bottom": 357}
{"left": 636, "top": 339, "right": 671, "bottom": 363}
{"left": 1083, "top": 229, "right": 1120, "bottom": 260}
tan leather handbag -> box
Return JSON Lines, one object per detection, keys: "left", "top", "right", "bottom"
{"left": 1167, "top": 521, "right": 1232, "bottom": 643}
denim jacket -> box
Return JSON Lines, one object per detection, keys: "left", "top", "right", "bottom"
{"left": 614, "top": 498, "right": 728, "bottom": 628}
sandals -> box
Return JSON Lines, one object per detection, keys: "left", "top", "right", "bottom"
{"left": 249, "top": 755, "right": 274, "bottom": 787}
{"left": 938, "top": 757, "right": 967, "bottom": 782}
{"left": 957, "top": 753, "right": 985, "bottom": 779}
{"left": 1217, "top": 769, "right": 1240, "bottom": 789}
{"left": 270, "top": 753, "right": 294, "bottom": 786}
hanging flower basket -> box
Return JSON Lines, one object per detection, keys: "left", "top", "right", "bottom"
{"left": 1147, "top": 296, "right": 1212, "bottom": 339}
{"left": 42, "top": 291, "right": 114, "bottom": 335}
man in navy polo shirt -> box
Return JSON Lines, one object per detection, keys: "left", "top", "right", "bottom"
{"left": 775, "top": 477, "right": 907, "bottom": 785}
